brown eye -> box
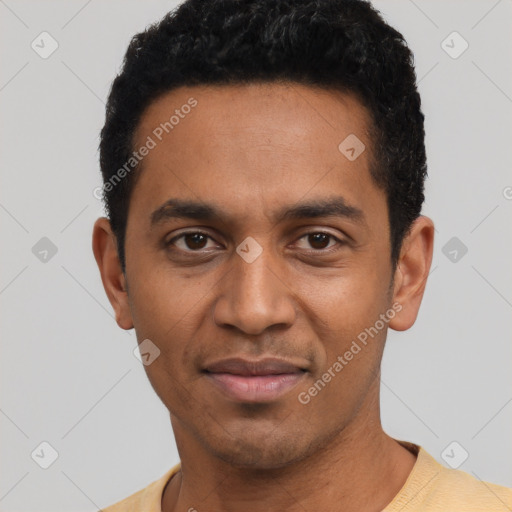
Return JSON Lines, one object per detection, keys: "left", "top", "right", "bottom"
{"left": 308, "top": 233, "right": 331, "bottom": 250}
{"left": 183, "top": 233, "right": 208, "bottom": 250}
{"left": 167, "top": 232, "right": 217, "bottom": 252}
{"left": 296, "top": 232, "right": 341, "bottom": 251}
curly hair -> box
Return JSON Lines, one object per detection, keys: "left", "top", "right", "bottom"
{"left": 99, "top": 0, "right": 427, "bottom": 272}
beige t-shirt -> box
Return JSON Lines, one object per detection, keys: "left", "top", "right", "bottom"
{"left": 102, "top": 441, "right": 512, "bottom": 511}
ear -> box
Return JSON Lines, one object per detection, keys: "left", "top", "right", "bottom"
{"left": 388, "top": 215, "right": 434, "bottom": 331}
{"left": 92, "top": 217, "right": 134, "bottom": 330}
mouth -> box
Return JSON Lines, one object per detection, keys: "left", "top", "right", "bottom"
{"left": 203, "top": 357, "right": 308, "bottom": 403}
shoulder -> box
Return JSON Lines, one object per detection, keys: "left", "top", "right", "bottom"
{"left": 387, "top": 445, "right": 512, "bottom": 512}
{"left": 426, "top": 461, "right": 512, "bottom": 510}
{"left": 101, "top": 464, "right": 181, "bottom": 512}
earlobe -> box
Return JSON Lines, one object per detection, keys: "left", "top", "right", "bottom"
{"left": 388, "top": 216, "right": 434, "bottom": 332}
{"left": 92, "top": 217, "right": 134, "bottom": 330}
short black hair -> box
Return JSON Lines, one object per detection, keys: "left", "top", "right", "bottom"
{"left": 99, "top": 0, "right": 427, "bottom": 272}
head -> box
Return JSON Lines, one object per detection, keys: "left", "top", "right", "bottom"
{"left": 93, "top": 0, "right": 434, "bottom": 469}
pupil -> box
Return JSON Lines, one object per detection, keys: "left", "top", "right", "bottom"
{"left": 186, "top": 233, "right": 206, "bottom": 249}
{"left": 310, "top": 233, "right": 329, "bottom": 249}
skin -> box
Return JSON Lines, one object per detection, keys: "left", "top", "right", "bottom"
{"left": 93, "top": 83, "right": 434, "bottom": 512}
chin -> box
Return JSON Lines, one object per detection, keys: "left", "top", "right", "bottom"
{"left": 205, "top": 425, "right": 315, "bottom": 470}
{"left": 214, "top": 445, "right": 305, "bottom": 470}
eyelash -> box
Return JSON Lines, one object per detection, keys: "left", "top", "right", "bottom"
{"left": 166, "top": 230, "right": 345, "bottom": 254}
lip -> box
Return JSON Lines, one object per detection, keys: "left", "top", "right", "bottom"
{"left": 203, "top": 357, "right": 307, "bottom": 403}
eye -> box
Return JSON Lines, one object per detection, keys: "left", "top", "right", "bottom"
{"left": 167, "top": 231, "right": 219, "bottom": 252}
{"left": 295, "top": 232, "right": 343, "bottom": 251}
{"left": 166, "top": 230, "right": 345, "bottom": 254}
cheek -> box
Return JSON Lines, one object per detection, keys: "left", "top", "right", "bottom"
{"left": 127, "top": 277, "right": 203, "bottom": 403}
{"left": 295, "top": 260, "right": 385, "bottom": 324}
{"left": 130, "top": 275, "right": 205, "bottom": 409}
{"left": 294, "top": 264, "right": 390, "bottom": 377}
{"left": 142, "top": 358, "right": 196, "bottom": 419}
{"left": 128, "top": 256, "right": 205, "bottom": 336}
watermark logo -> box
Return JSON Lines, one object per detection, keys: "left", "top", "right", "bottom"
{"left": 338, "top": 134, "right": 366, "bottom": 161}
{"left": 236, "top": 236, "right": 263, "bottom": 263}
{"left": 133, "top": 339, "right": 161, "bottom": 366}
{"left": 31, "top": 441, "right": 59, "bottom": 469}
{"left": 442, "top": 236, "right": 468, "bottom": 263}
{"left": 441, "top": 31, "right": 469, "bottom": 60}
{"left": 31, "top": 31, "right": 59, "bottom": 59}
{"left": 441, "top": 441, "right": 469, "bottom": 469}
{"left": 32, "top": 237, "right": 58, "bottom": 263}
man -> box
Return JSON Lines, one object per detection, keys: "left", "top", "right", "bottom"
{"left": 92, "top": 0, "right": 512, "bottom": 510}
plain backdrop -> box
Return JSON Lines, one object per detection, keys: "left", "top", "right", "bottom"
{"left": 1, "top": 1, "right": 511, "bottom": 510}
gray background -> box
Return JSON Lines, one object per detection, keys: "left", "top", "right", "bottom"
{"left": 1, "top": 1, "right": 511, "bottom": 510}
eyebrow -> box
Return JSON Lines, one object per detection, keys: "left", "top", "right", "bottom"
{"left": 150, "top": 196, "right": 365, "bottom": 227}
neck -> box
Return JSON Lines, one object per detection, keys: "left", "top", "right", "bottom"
{"left": 162, "top": 392, "right": 417, "bottom": 512}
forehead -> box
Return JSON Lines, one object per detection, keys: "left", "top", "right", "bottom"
{"left": 130, "top": 82, "right": 383, "bottom": 227}
{"left": 135, "top": 82, "right": 372, "bottom": 157}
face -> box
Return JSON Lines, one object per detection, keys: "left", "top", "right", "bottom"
{"left": 94, "top": 83, "right": 433, "bottom": 469}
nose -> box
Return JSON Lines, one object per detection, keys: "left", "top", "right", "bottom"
{"left": 213, "top": 242, "right": 296, "bottom": 335}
